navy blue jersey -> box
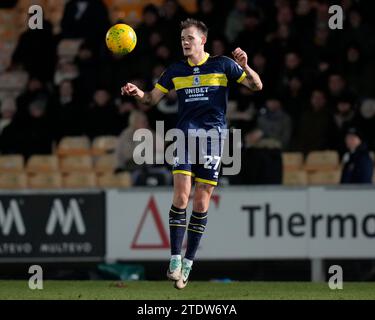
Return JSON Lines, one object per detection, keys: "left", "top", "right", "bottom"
{"left": 155, "top": 53, "right": 246, "bottom": 133}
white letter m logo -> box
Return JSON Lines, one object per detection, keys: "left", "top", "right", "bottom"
{"left": 0, "top": 200, "right": 26, "bottom": 236}
{"left": 46, "top": 199, "right": 86, "bottom": 235}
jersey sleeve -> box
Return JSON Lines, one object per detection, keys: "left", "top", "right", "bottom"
{"left": 224, "top": 57, "right": 246, "bottom": 83}
{"left": 155, "top": 67, "right": 174, "bottom": 93}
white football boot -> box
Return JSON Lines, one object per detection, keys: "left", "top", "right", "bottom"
{"left": 166, "top": 255, "right": 182, "bottom": 281}
{"left": 174, "top": 259, "right": 192, "bottom": 290}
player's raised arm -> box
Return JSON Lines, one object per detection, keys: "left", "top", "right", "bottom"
{"left": 232, "top": 47, "right": 263, "bottom": 91}
{"left": 121, "top": 83, "right": 165, "bottom": 106}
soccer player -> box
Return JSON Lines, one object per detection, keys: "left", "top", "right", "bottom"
{"left": 121, "top": 18, "right": 262, "bottom": 289}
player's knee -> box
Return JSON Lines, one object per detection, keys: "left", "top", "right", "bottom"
{"left": 173, "top": 193, "right": 189, "bottom": 208}
{"left": 193, "top": 198, "right": 209, "bottom": 213}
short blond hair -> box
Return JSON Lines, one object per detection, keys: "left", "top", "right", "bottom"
{"left": 180, "top": 18, "right": 208, "bottom": 37}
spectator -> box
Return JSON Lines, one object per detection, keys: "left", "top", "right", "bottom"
{"left": 302, "top": 26, "right": 336, "bottom": 71}
{"left": 152, "top": 91, "right": 178, "bottom": 132}
{"left": 344, "top": 8, "right": 375, "bottom": 59}
{"left": 100, "top": 52, "right": 136, "bottom": 96}
{"left": 115, "top": 110, "right": 169, "bottom": 185}
{"left": 135, "top": 4, "right": 163, "bottom": 56}
{"left": 294, "top": 0, "right": 315, "bottom": 44}
{"left": 266, "top": 23, "right": 297, "bottom": 71}
{"left": 340, "top": 43, "right": 369, "bottom": 97}
{"left": 116, "top": 97, "right": 137, "bottom": 129}
{"left": 54, "top": 60, "right": 79, "bottom": 86}
{"left": 341, "top": 127, "right": 373, "bottom": 184}
{"left": 257, "top": 97, "right": 292, "bottom": 149}
{"left": 281, "top": 75, "right": 307, "bottom": 136}
{"left": 225, "top": 0, "right": 249, "bottom": 43}
{"left": 227, "top": 89, "right": 257, "bottom": 134}
{"left": 0, "top": 98, "right": 17, "bottom": 135}
{"left": 195, "top": 0, "right": 223, "bottom": 37}
{"left": 331, "top": 95, "right": 359, "bottom": 155}
{"left": 230, "top": 128, "right": 282, "bottom": 185}
{"left": 154, "top": 43, "right": 173, "bottom": 66}
{"left": 357, "top": 99, "right": 375, "bottom": 152}
{"left": 133, "top": 6, "right": 164, "bottom": 77}
{"left": 11, "top": 20, "right": 56, "bottom": 81}
{"left": 85, "top": 88, "right": 122, "bottom": 139}
{"left": 327, "top": 73, "right": 356, "bottom": 109}
{"left": 133, "top": 31, "right": 166, "bottom": 78}
{"left": 60, "top": 0, "right": 110, "bottom": 53}
{"left": 6, "top": 98, "right": 54, "bottom": 159}
{"left": 294, "top": 89, "right": 333, "bottom": 154}
{"left": 276, "top": 5, "right": 294, "bottom": 26}
{"left": 234, "top": 10, "right": 265, "bottom": 56}
{"left": 249, "top": 51, "right": 271, "bottom": 105}
{"left": 128, "top": 79, "right": 154, "bottom": 116}
{"left": 51, "top": 80, "right": 85, "bottom": 140}
{"left": 74, "top": 42, "right": 99, "bottom": 103}
{"left": 209, "top": 36, "right": 229, "bottom": 57}
{"left": 278, "top": 51, "right": 312, "bottom": 92}
{"left": 160, "top": 0, "right": 187, "bottom": 52}
{"left": 16, "top": 77, "right": 51, "bottom": 119}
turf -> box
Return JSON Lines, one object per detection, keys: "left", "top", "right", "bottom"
{"left": 0, "top": 281, "right": 375, "bottom": 300}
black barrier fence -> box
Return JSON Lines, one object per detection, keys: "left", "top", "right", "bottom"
{"left": 0, "top": 192, "right": 105, "bottom": 262}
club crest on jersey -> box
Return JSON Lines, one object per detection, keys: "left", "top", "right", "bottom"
{"left": 193, "top": 75, "right": 200, "bottom": 86}
{"left": 173, "top": 157, "right": 179, "bottom": 167}
{"left": 193, "top": 67, "right": 200, "bottom": 74}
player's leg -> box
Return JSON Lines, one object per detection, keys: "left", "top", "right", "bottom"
{"left": 167, "top": 172, "right": 192, "bottom": 280}
{"left": 175, "top": 181, "right": 214, "bottom": 289}
{"left": 175, "top": 133, "right": 221, "bottom": 289}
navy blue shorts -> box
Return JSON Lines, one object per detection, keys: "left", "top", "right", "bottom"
{"left": 172, "top": 134, "right": 224, "bottom": 186}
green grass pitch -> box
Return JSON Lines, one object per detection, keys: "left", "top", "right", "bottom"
{"left": 0, "top": 281, "right": 375, "bottom": 300}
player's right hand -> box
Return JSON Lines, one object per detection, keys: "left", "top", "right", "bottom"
{"left": 121, "top": 83, "right": 139, "bottom": 96}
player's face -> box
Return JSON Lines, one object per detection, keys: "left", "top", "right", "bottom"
{"left": 181, "top": 26, "right": 206, "bottom": 57}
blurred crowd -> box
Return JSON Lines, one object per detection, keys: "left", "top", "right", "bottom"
{"left": 0, "top": 0, "right": 374, "bottom": 184}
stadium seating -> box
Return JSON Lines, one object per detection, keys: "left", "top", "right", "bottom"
{"left": 282, "top": 152, "right": 304, "bottom": 171}
{"left": 97, "top": 172, "right": 132, "bottom": 188}
{"left": 94, "top": 154, "right": 117, "bottom": 174}
{"left": 91, "top": 135, "right": 118, "bottom": 156}
{"left": 60, "top": 155, "right": 93, "bottom": 173}
{"left": 26, "top": 155, "right": 59, "bottom": 173}
{"left": 57, "top": 136, "right": 91, "bottom": 156}
{"left": 0, "top": 172, "right": 27, "bottom": 189}
{"left": 282, "top": 170, "right": 308, "bottom": 186}
{"left": 28, "top": 172, "right": 63, "bottom": 189}
{"left": 63, "top": 172, "right": 97, "bottom": 188}
{"left": 0, "top": 149, "right": 134, "bottom": 189}
{"left": 0, "top": 148, "right": 353, "bottom": 189}
{"left": 308, "top": 170, "right": 341, "bottom": 185}
{"left": 0, "top": 154, "right": 24, "bottom": 173}
{"left": 304, "top": 150, "right": 340, "bottom": 172}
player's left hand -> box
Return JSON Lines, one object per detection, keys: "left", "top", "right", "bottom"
{"left": 232, "top": 47, "right": 248, "bottom": 68}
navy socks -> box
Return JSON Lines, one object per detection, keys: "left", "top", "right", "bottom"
{"left": 169, "top": 205, "right": 187, "bottom": 255}
{"left": 185, "top": 211, "right": 208, "bottom": 261}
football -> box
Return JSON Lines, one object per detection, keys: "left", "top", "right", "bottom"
{"left": 105, "top": 23, "right": 137, "bottom": 55}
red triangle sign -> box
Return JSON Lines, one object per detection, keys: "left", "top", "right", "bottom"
{"left": 131, "top": 196, "right": 170, "bottom": 249}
